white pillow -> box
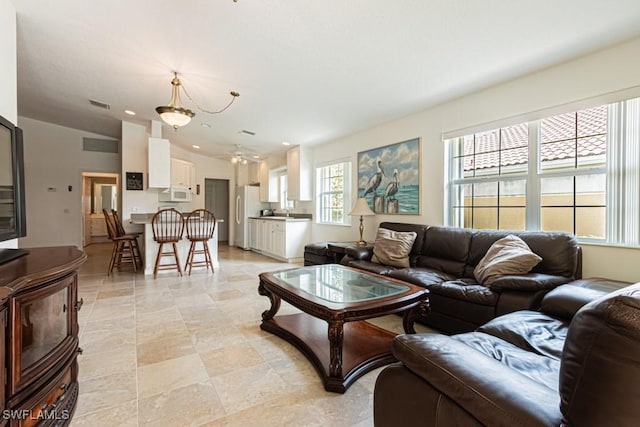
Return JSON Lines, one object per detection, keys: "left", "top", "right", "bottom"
{"left": 473, "top": 235, "right": 542, "bottom": 286}
{"left": 371, "top": 228, "right": 417, "bottom": 268}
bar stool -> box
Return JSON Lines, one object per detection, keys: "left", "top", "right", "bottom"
{"left": 103, "top": 209, "right": 140, "bottom": 274}
{"left": 111, "top": 209, "right": 143, "bottom": 268}
{"left": 184, "top": 209, "right": 216, "bottom": 275}
{"left": 151, "top": 208, "right": 185, "bottom": 279}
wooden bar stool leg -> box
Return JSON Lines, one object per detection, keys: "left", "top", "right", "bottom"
{"left": 173, "top": 242, "right": 183, "bottom": 276}
{"left": 203, "top": 241, "right": 213, "bottom": 272}
{"left": 185, "top": 241, "right": 195, "bottom": 275}
{"left": 154, "top": 243, "right": 164, "bottom": 279}
{"left": 108, "top": 242, "right": 118, "bottom": 274}
{"left": 127, "top": 241, "right": 137, "bottom": 272}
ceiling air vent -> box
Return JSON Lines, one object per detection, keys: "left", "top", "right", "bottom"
{"left": 83, "top": 138, "right": 119, "bottom": 153}
{"left": 240, "top": 129, "right": 256, "bottom": 136}
{"left": 89, "top": 99, "right": 111, "bottom": 110}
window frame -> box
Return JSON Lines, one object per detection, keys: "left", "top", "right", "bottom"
{"left": 315, "top": 159, "right": 352, "bottom": 226}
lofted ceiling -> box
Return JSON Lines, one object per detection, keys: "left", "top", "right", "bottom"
{"left": 11, "top": 0, "right": 640, "bottom": 162}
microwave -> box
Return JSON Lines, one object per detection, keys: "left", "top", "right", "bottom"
{"left": 158, "top": 185, "right": 192, "bottom": 202}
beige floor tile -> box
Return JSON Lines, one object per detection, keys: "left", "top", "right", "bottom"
{"left": 200, "top": 342, "right": 265, "bottom": 377}
{"left": 211, "top": 362, "right": 291, "bottom": 414}
{"left": 137, "top": 353, "right": 209, "bottom": 399}
{"left": 75, "top": 370, "right": 137, "bottom": 417}
{"left": 189, "top": 323, "right": 247, "bottom": 353}
{"left": 138, "top": 380, "right": 226, "bottom": 426}
{"left": 70, "top": 399, "right": 137, "bottom": 427}
{"left": 78, "top": 346, "right": 137, "bottom": 380}
{"left": 136, "top": 334, "right": 196, "bottom": 366}
{"left": 80, "top": 326, "right": 136, "bottom": 354}
{"left": 136, "top": 319, "right": 190, "bottom": 345}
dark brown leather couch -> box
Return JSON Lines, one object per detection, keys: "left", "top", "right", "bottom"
{"left": 373, "top": 283, "right": 640, "bottom": 427}
{"left": 341, "top": 222, "right": 581, "bottom": 334}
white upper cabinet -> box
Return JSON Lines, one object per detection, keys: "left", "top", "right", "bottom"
{"left": 171, "top": 158, "right": 195, "bottom": 189}
{"left": 148, "top": 138, "right": 171, "bottom": 188}
{"left": 286, "top": 145, "right": 312, "bottom": 201}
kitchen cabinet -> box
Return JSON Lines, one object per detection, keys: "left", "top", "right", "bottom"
{"left": 148, "top": 137, "right": 171, "bottom": 188}
{"left": 249, "top": 218, "right": 260, "bottom": 250}
{"left": 259, "top": 160, "right": 278, "bottom": 203}
{"left": 171, "top": 158, "right": 195, "bottom": 190}
{"left": 286, "top": 145, "right": 312, "bottom": 201}
{"left": 249, "top": 218, "right": 310, "bottom": 262}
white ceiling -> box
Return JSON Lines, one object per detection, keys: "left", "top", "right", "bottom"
{"left": 12, "top": 0, "right": 640, "bottom": 161}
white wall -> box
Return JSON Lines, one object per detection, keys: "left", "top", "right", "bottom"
{"left": 17, "top": 117, "right": 120, "bottom": 248}
{"left": 312, "top": 36, "right": 640, "bottom": 283}
{"left": 0, "top": 0, "right": 17, "bottom": 249}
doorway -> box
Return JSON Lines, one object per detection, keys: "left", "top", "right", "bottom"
{"left": 81, "top": 172, "right": 120, "bottom": 246}
{"left": 204, "top": 178, "right": 230, "bottom": 243}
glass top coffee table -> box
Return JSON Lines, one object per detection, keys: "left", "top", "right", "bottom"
{"left": 258, "top": 264, "right": 429, "bottom": 393}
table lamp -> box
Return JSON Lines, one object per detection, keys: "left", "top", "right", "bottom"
{"left": 349, "top": 198, "right": 375, "bottom": 246}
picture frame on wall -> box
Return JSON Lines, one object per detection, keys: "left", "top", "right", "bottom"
{"left": 126, "top": 172, "right": 143, "bottom": 190}
{"left": 357, "top": 138, "right": 420, "bottom": 214}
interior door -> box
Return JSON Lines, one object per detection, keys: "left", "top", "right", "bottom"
{"left": 204, "top": 178, "right": 229, "bottom": 242}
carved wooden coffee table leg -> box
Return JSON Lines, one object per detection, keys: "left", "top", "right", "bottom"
{"left": 328, "top": 320, "right": 344, "bottom": 377}
{"left": 402, "top": 300, "right": 430, "bottom": 334}
{"left": 258, "top": 281, "right": 281, "bottom": 320}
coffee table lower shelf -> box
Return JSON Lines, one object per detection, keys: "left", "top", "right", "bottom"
{"left": 261, "top": 313, "right": 397, "bottom": 393}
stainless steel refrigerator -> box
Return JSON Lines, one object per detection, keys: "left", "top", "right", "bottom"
{"left": 234, "top": 185, "right": 268, "bottom": 250}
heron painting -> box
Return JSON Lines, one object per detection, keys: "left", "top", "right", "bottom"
{"left": 357, "top": 138, "right": 420, "bottom": 214}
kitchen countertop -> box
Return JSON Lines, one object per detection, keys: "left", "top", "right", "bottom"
{"left": 248, "top": 216, "right": 311, "bottom": 222}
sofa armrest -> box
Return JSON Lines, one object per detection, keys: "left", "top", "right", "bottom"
{"left": 392, "top": 334, "right": 562, "bottom": 427}
{"left": 539, "top": 283, "right": 608, "bottom": 320}
{"left": 344, "top": 245, "right": 374, "bottom": 261}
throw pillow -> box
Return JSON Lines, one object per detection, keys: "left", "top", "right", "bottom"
{"left": 371, "top": 228, "right": 417, "bottom": 268}
{"left": 473, "top": 235, "right": 542, "bottom": 286}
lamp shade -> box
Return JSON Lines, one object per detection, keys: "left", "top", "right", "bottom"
{"left": 349, "top": 198, "right": 375, "bottom": 216}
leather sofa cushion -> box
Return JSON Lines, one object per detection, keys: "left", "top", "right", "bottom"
{"left": 346, "top": 259, "right": 397, "bottom": 276}
{"left": 487, "top": 273, "right": 568, "bottom": 291}
{"left": 559, "top": 283, "right": 640, "bottom": 426}
{"left": 429, "top": 280, "right": 498, "bottom": 306}
{"left": 417, "top": 226, "right": 472, "bottom": 276}
{"left": 476, "top": 311, "right": 568, "bottom": 360}
{"left": 452, "top": 332, "right": 560, "bottom": 391}
{"left": 386, "top": 267, "right": 454, "bottom": 287}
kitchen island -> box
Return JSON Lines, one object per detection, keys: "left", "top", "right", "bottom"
{"left": 130, "top": 213, "right": 221, "bottom": 276}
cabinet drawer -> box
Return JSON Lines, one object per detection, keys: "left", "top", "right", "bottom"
{"left": 13, "top": 364, "right": 75, "bottom": 427}
{"left": 272, "top": 222, "right": 285, "bottom": 232}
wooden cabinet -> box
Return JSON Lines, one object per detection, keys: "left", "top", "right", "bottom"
{"left": 0, "top": 247, "right": 86, "bottom": 426}
{"left": 171, "top": 158, "right": 195, "bottom": 189}
{"left": 148, "top": 137, "right": 171, "bottom": 188}
{"left": 249, "top": 219, "right": 310, "bottom": 262}
{"left": 286, "top": 145, "right": 312, "bottom": 201}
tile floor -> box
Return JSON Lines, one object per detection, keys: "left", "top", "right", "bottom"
{"left": 70, "top": 242, "right": 431, "bottom": 426}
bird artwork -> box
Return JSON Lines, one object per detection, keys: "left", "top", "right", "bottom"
{"left": 363, "top": 158, "right": 385, "bottom": 198}
{"left": 385, "top": 169, "right": 399, "bottom": 201}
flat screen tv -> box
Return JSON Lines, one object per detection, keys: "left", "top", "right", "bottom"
{"left": 0, "top": 113, "right": 27, "bottom": 264}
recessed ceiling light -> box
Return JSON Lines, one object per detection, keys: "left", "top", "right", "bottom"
{"left": 252, "top": 155, "right": 260, "bottom": 159}
{"left": 192, "top": 145, "right": 200, "bottom": 149}
{"left": 201, "top": 123, "right": 211, "bottom": 128}
{"left": 282, "top": 141, "right": 290, "bottom": 146}
{"left": 124, "top": 110, "right": 136, "bottom": 116}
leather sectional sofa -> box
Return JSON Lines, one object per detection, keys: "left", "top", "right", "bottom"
{"left": 341, "top": 222, "right": 581, "bottom": 334}
{"left": 373, "top": 282, "right": 640, "bottom": 426}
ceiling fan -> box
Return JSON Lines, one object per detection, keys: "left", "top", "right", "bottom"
{"left": 224, "top": 144, "right": 261, "bottom": 164}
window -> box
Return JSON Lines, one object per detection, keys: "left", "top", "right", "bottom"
{"left": 447, "top": 98, "right": 640, "bottom": 246}
{"left": 279, "top": 172, "right": 294, "bottom": 210}
{"left": 316, "top": 160, "right": 352, "bottom": 225}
